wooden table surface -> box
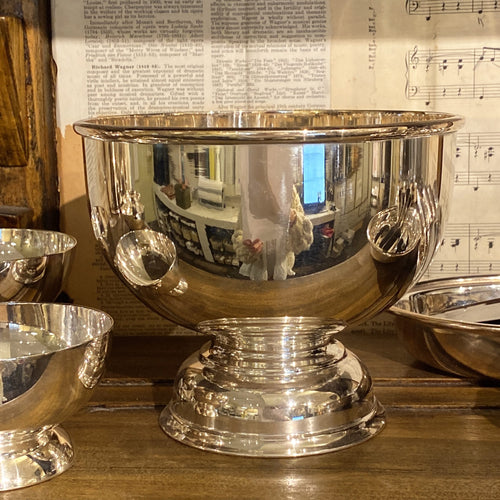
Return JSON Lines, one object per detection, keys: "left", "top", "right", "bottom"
{"left": 3, "top": 328, "right": 499, "bottom": 499}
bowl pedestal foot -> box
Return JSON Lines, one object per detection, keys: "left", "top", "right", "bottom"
{"left": 0, "top": 426, "right": 74, "bottom": 491}
{"left": 160, "top": 317, "right": 385, "bottom": 457}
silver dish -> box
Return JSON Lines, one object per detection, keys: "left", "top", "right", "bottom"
{"left": 0, "top": 229, "right": 76, "bottom": 302}
{"left": 74, "top": 110, "right": 463, "bottom": 456}
{"left": 0, "top": 302, "right": 112, "bottom": 490}
{"left": 391, "top": 275, "right": 500, "bottom": 380}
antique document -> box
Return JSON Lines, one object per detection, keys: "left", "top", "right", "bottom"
{"left": 52, "top": 0, "right": 331, "bottom": 333}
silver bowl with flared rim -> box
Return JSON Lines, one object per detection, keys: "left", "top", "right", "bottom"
{"left": 0, "top": 302, "right": 112, "bottom": 491}
{"left": 74, "top": 109, "right": 464, "bottom": 456}
{"left": 391, "top": 275, "right": 500, "bottom": 380}
{"left": 0, "top": 229, "right": 76, "bottom": 302}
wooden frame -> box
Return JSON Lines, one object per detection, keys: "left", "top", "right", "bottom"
{"left": 0, "top": 0, "right": 58, "bottom": 229}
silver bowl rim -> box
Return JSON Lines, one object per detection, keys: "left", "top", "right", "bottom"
{"left": 0, "top": 228, "right": 77, "bottom": 261}
{"left": 0, "top": 301, "right": 114, "bottom": 362}
{"left": 390, "top": 275, "right": 500, "bottom": 336}
{"left": 73, "top": 109, "right": 464, "bottom": 144}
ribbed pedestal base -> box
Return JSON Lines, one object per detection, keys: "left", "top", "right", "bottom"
{"left": 161, "top": 317, "right": 385, "bottom": 457}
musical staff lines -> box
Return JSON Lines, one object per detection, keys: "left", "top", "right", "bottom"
{"left": 406, "top": 46, "right": 500, "bottom": 104}
{"left": 426, "top": 222, "right": 500, "bottom": 277}
{"left": 455, "top": 131, "right": 500, "bottom": 187}
{"left": 406, "top": 0, "right": 500, "bottom": 20}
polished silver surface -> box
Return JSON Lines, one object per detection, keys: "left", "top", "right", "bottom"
{"left": 0, "top": 302, "right": 112, "bottom": 490}
{"left": 0, "top": 229, "right": 76, "bottom": 302}
{"left": 161, "top": 317, "right": 385, "bottom": 457}
{"left": 391, "top": 275, "right": 500, "bottom": 380}
{"left": 75, "top": 110, "right": 463, "bottom": 456}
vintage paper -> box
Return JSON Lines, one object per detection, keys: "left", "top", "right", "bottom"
{"left": 51, "top": 0, "right": 331, "bottom": 334}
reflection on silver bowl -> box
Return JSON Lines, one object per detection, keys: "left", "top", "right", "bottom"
{"left": 391, "top": 276, "right": 500, "bottom": 380}
{"left": 0, "top": 302, "right": 112, "bottom": 491}
{"left": 0, "top": 229, "right": 76, "bottom": 302}
{"left": 74, "top": 110, "right": 463, "bottom": 456}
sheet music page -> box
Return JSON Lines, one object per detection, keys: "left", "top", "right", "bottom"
{"left": 51, "top": 0, "right": 500, "bottom": 334}
{"left": 330, "top": 0, "right": 500, "bottom": 277}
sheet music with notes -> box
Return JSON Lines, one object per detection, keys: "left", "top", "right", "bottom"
{"left": 331, "top": 0, "right": 500, "bottom": 279}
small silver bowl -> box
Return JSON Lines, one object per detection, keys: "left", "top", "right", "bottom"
{"left": 391, "top": 276, "right": 500, "bottom": 380}
{"left": 0, "top": 228, "right": 76, "bottom": 302}
{"left": 0, "top": 302, "right": 113, "bottom": 491}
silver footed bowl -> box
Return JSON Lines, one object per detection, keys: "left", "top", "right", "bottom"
{"left": 75, "top": 110, "right": 463, "bottom": 457}
{"left": 391, "top": 275, "right": 500, "bottom": 380}
{"left": 0, "top": 302, "right": 112, "bottom": 491}
{"left": 0, "top": 228, "right": 76, "bottom": 302}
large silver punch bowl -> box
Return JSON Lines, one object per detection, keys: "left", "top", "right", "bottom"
{"left": 0, "top": 229, "right": 76, "bottom": 302}
{"left": 74, "top": 110, "right": 463, "bottom": 456}
{"left": 0, "top": 302, "right": 112, "bottom": 490}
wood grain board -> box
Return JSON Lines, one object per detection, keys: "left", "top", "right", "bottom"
{"left": 2, "top": 330, "right": 497, "bottom": 499}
